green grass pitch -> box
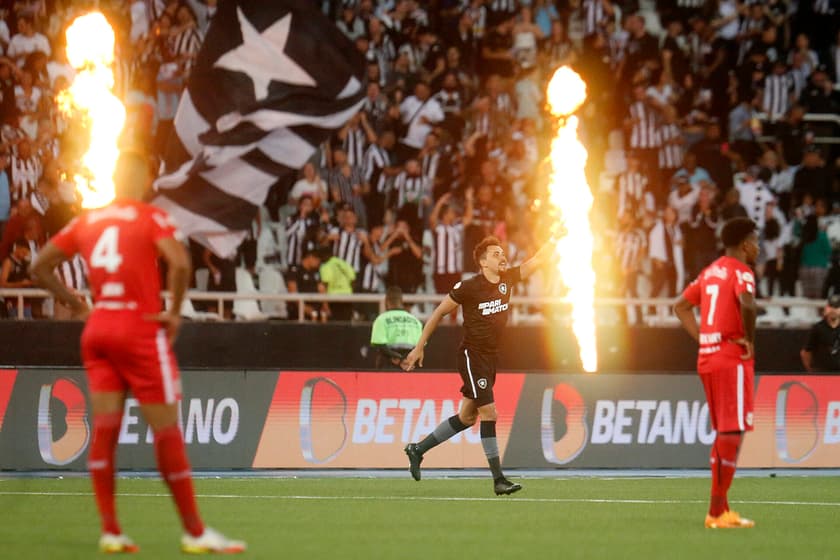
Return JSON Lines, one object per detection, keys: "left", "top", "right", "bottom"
{"left": 0, "top": 475, "right": 838, "bottom": 559}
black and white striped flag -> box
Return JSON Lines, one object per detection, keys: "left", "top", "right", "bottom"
{"left": 153, "top": 0, "right": 366, "bottom": 257}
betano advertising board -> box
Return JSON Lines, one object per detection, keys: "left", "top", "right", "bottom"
{"left": 0, "top": 369, "right": 837, "bottom": 470}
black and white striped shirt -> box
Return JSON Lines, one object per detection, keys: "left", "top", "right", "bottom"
{"left": 367, "top": 35, "right": 396, "bottom": 84}
{"left": 434, "top": 89, "right": 462, "bottom": 115}
{"left": 616, "top": 228, "right": 647, "bottom": 272}
{"left": 10, "top": 155, "right": 41, "bottom": 203}
{"left": 433, "top": 223, "right": 463, "bottom": 275}
{"left": 583, "top": 0, "right": 608, "bottom": 35}
{"left": 492, "top": 92, "right": 514, "bottom": 118}
{"left": 360, "top": 238, "right": 387, "bottom": 292}
{"left": 394, "top": 172, "right": 430, "bottom": 211}
{"left": 343, "top": 128, "right": 367, "bottom": 168}
{"left": 617, "top": 171, "right": 653, "bottom": 219}
{"left": 364, "top": 144, "right": 391, "bottom": 194}
{"left": 658, "top": 123, "right": 684, "bottom": 169}
{"left": 488, "top": 0, "right": 517, "bottom": 22}
{"left": 146, "top": 0, "right": 165, "bottom": 23}
{"left": 609, "top": 31, "right": 628, "bottom": 69}
{"left": 362, "top": 96, "right": 389, "bottom": 131}
{"left": 420, "top": 150, "right": 441, "bottom": 185}
{"left": 814, "top": 0, "right": 833, "bottom": 15}
{"left": 57, "top": 255, "right": 87, "bottom": 292}
{"left": 329, "top": 165, "right": 367, "bottom": 217}
{"left": 472, "top": 112, "right": 491, "bottom": 136}
{"left": 171, "top": 27, "right": 202, "bottom": 58}
{"left": 466, "top": 4, "right": 487, "bottom": 38}
{"left": 790, "top": 67, "right": 809, "bottom": 99}
{"left": 285, "top": 213, "right": 320, "bottom": 267}
{"left": 737, "top": 16, "right": 765, "bottom": 64}
{"left": 332, "top": 228, "right": 365, "bottom": 273}
{"left": 629, "top": 101, "right": 661, "bottom": 149}
{"left": 762, "top": 73, "right": 793, "bottom": 121}
{"left": 171, "top": 26, "right": 202, "bottom": 75}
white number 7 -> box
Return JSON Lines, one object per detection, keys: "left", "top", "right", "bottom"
{"left": 90, "top": 226, "right": 123, "bottom": 273}
{"left": 705, "top": 284, "right": 719, "bottom": 326}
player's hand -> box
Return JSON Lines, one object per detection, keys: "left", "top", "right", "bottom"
{"left": 145, "top": 311, "right": 182, "bottom": 344}
{"left": 732, "top": 337, "right": 753, "bottom": 360}
{"left": 71, "top": 299, "right": 91, "bottom": 322}
{"left": 401, "top": 346, "right": 424, "bottom": 371}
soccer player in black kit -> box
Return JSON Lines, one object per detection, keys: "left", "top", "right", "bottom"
{"left": 401, "top": 234, "right": 557, "bottom": 495}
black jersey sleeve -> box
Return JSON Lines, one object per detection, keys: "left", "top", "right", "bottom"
{"left": 449, "top": 278, "right": 468, "bottom": 304}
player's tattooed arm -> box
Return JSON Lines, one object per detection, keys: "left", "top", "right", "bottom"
{"left": 673, "top": 296, "right": 699, "bottom": 343}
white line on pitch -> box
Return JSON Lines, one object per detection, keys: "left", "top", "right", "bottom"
{"left": 0, "top": 491, "right": 839, "bottom": 507}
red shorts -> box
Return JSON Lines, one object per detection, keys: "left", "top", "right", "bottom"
{"left": 81, "top": 310, "right": 181, "bottom": 404}
{"left": 699, "top": 361, "right": 755, "bottom": 433}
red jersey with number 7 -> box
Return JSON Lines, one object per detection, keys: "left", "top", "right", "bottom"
{"left": 50, "top": 200, "right": 181, "bottom": 315}
{"left": 681, "top": 255, "right": 756, "bottom": 370}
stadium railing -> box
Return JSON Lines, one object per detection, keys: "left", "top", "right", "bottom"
{"left": 756, "top": 112, "right": 840, "bottom": 144}
{"left": 0, "top": 288, "right": 825, "bottom": 326}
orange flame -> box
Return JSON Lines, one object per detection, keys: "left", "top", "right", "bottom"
{"left": 57, "top": 12, "right": 125, "bottom": 209}
{"left": 546, "top": 67, "right": 598, "bottom": 372}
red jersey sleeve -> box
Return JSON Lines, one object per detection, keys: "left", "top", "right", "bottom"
{"left": 682, "top": 278, "right": 701, "bottom": 305}
{"left": 733, "top": 266, "right": 756, "bottom": 298}
{"left": 148, "top": 208, "right": 181, "bottom": 243}
{"left": 49, "top": 217, "right": 81, "bottom": 257}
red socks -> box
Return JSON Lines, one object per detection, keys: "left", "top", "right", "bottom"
{"left": 88, "top": 412, "right": 123, "bottom": 535}
{"left": 709, "top": 432, "right": 743, "bottom": 517}
{"left": 154, "top": 424, "right": 205, "bottom": 537}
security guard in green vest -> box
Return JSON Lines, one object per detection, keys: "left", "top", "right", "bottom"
{"left": 370, "top": 286, "right": 423, "bottom": 368}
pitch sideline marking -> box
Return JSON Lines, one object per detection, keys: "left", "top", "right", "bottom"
{"left": 0, "top": 491, "right": 838, "bottom": 507}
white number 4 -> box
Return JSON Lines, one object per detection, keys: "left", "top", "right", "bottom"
{"left": 705, "top": 284, "right": 719, "bottom": 326}
{"left": 90, "top": 226, "right": 123, "bottom": 273}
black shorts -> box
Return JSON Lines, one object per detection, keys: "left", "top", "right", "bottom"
{"left": 457, "top": 348, "right": 497, "bottom": 407}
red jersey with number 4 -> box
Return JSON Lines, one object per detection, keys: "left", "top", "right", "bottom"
{"left": 50, "top": 200, "right": 180, "bottom": 314}
{"left": 682, "top": 256, "right": 755, "bottom": 370}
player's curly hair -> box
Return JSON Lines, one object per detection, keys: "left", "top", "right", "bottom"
{"left": 474, "top": 236, "right": 502, "bottom": 268}
{"left": 720, "top": 217, "right": 757, "bottom": 248}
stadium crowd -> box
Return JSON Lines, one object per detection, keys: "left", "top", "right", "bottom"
{"left": 1, "top": 0, "right": 840, "bottom": 322}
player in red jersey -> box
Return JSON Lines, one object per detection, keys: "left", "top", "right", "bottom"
{"left": 673, "top": 217, "right": 759, "bottom": 530}
{"left": 30, "top": 152, "right": 245, "bottom": 554}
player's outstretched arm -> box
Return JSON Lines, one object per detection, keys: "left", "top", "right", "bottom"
{"left": 673, "top": 296, "right": 699, "bottom": 343}
{"left": 29, "top": 242, "right": 89, "bottom": 318}
{"left": 520, "top": 226, "right": 566, "bottom": 280}
{"left": 401, "top": 295, "right": 459, "bottom": 371}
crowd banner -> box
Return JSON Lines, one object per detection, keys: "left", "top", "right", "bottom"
{"left": 0, "top": 369, "right": 837, "bottom": 470}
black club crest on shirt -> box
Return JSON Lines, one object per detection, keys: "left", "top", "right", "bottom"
{"left": 499, "top": 283, "right": 507, "bottom": 295}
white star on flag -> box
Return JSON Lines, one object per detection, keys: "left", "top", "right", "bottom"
{"left": 214, "top": 7, "right": 316, "bottom": 100}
